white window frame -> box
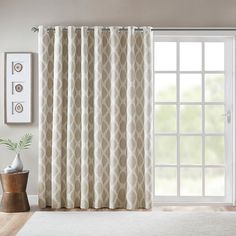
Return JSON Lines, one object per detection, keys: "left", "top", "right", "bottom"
{"left": 152, "top": 30, "right": 236, "bottom": 205}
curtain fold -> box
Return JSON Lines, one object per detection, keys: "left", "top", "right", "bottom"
{"left": 93, "top": 27, "right": 103, "bottom": 208}
{"left": 38, "top": 25, "right": 153, "bottom": 209}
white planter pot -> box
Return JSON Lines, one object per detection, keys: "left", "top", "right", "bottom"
{"left": 4, "top": 153, "right": 23, "bottom": 173}
{"left": 11, "top": 153, "right": 23, "bottom": 172}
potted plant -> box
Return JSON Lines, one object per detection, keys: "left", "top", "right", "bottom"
{"left": 0, "top": 133, "right": 33, "bottom": 173}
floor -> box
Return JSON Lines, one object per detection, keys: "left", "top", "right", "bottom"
{"left": 1, "top": 205, "right": 236, "bottom": 236}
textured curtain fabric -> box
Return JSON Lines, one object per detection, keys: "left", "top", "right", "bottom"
{"left": 38, "top": 26, "right": 153, "bottom": 209}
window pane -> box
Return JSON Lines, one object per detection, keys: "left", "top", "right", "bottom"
{"left": 180, "top": 136, "right": 202, "bottom": 164}
{"left": 155, "top": 73, "right": 176, "bottom": 102}
{"left": 155, "top": 105, "right": 176, "bottom": 133}
{"left": 205, "top": 42, "right": 224, "bottom": 71}
{"left": 180, "top": 42, "right": 202, "bottom": 71}
{"left": 205, "top": 105, "right": 224, "bottom": 133}
{"left": 155, "top": 42, "right": 176, "bottom": 71}
{"left": 155, "top": 136, "right": 177, "bottom": 164}
{"left": 155, "top": 167, "right": 177, "bottom": 196}
{"left": 205, "top": 136, "right": 224, "bottom": 165}
{"left": 180, "top": 105, "right": 202, "bottom": 133}
{"left": 205, "top": 74, "right": 224, "bottom": 102}
{"left": 205, "top": 168, "right": 224, "bottom": 196}
{"left": 180, "top": 168, "right": 202, "bottom": 196}
{"left": 180, "top": 74, "right": 202, "bottom": 102}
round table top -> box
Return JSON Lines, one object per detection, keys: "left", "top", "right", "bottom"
{"left": 0, "top": 170, "right": 29, "bottom": 175}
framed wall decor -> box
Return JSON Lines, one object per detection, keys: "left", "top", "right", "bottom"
{"left": 5, "top": 52, "right": 32, "bottom": 124}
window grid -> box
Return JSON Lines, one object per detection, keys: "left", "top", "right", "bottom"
{"left": 202, "top": 41, "right": 206, "bottom": 196}
{"left": 154, "top": 39, "right": 226, "bottom": 198}
{"left": 155, "top": 102, "right": 224, "bottom": 105}
{"left": 155, "top": 165, "right": 225, "bottom": 168}
{"left": 176, "top": 41, "right": 180, "bottom": 197}
{"left": 155, "top": 133, "right": 225, "bottom": 136}
{"left": 155, "top": 71, "right": 225, "bottom": 74}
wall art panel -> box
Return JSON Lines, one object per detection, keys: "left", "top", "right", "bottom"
{"left": 5, "top": 53, "right": 32, "bottom": 123}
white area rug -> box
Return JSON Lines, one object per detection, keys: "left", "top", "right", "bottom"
{"left": 17, "top": 211, "right": 236, "bottom": 236}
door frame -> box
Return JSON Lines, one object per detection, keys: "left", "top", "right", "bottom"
{"left": 152, "top": 30, "right": 236, "bottom": 205}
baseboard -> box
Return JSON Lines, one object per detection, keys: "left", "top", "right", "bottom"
{"left": 28, "top": 195, "right": 38, "bottom": 205}
{"left": 1, "top": 195, "right": 234, "bottom": 208}
{"left": 153, "top": 201, "right": 234, "bottom": 206}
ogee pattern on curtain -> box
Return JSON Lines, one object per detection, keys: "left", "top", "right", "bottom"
{"left": 38, "top": 26, "right": 153, "bottom": 209}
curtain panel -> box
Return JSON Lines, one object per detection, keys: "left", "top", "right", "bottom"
{"left": 38, "top": 26, "right": 153, "bottom": 209}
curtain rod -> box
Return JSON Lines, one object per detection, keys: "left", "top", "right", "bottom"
{"left": 31, "top": 27, "right": 236, "bottom": 32}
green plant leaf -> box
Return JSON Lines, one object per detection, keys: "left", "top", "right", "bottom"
{"left": 0, "top": 134, "right": 33, "bottom": 154}
{"left": 0, "top": 139, "right": 18, "bottom": 152}
{"left": 17, "top": 133, "right": 33, "bottom": 152}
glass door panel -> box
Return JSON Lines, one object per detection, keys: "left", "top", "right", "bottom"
{"left": 154, "top": 35, "right": 233, "bottom": 203}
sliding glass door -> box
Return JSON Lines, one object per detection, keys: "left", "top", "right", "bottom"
{"left": 153, "top": 33, "right": 234, "bottom": 203}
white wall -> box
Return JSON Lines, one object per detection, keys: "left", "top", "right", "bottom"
{"left": 0, "top": 0, "right": 236, "bottom": 195}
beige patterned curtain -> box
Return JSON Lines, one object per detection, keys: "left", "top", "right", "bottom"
{"left": 38, "top": 26, "right": 153, "bottom": 209}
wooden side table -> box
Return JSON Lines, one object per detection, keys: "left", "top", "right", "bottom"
{"left": 0, "top": 171, "right": 30, "bottom": 212}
